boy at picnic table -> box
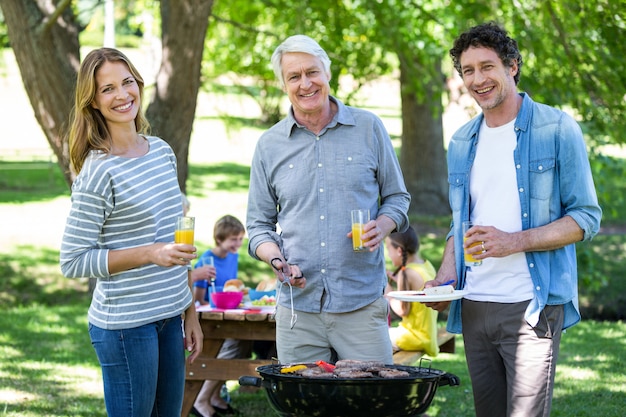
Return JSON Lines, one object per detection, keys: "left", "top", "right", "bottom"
{"left": 190, "top": 214, "right": 249, "bottom": 417}
{"left": 191, "top": 214, "right": 244, "bottom": 305}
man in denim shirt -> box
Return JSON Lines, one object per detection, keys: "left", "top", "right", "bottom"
{"left": 246, "top": 35, "right": 410, "bottom": 365}
{"left": 426, "top": 23, "right": 601, "bottom": 417}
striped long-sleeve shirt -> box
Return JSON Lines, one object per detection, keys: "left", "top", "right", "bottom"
{"left": 60, "top": 136, "right": 192, "bottom": 330}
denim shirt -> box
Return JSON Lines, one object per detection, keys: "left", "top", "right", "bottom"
{"left": 446, "top": 93, "right": 601, "bottom": 333}
{"left": 247, "top": 96, "right": 410, "bottom": 314}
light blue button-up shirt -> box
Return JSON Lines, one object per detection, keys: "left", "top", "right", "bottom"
{"left": 247, "top": 97, "right": 410, "bottom": 313}
{"left": 446, "top": 93, "right": 602, "bottom": 332}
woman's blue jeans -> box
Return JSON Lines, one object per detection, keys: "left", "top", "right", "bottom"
{"left": 89, "top": 316, "right": 185, "bottom": 417}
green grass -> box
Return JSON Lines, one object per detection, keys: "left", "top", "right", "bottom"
{"left": 1, "top": 158, "right": 625, "bottom": 416}
{"left": 2, "top": 291, "right": 624, "bottom": 416}
{"left": 187, "top": 162, "right": 252, "bottom": 196}
{"left": 0, "top": 303, "right": 106, "bottom": 417}
{"left": 0, "top": 161, "right": 68, "bottom": 203}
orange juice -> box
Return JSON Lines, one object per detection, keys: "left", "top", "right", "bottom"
{"left": 352, "top": 223, "right": 366, "bottom": 251}
{"left": 351, "top": 209, "right": 370, "bottom": 252}
{"left": 175, "top": 229, "right": 194, "bottom": 245}
{"left": 463, "top": 237, "right": 482, "bottom": 266}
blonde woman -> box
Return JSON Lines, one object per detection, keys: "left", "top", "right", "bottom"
{"left": 60, "top": 47, "right": 202, "bottom": 417}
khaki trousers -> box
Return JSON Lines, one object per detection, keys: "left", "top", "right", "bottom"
{"left": 275, "top": 296, "right": 393, "bottom": 364}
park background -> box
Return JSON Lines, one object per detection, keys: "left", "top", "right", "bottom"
{"left": 1, "top": 1, "right": 625, "bottom": 416}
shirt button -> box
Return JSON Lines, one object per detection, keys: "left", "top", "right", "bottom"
{"left": 319, "top": 188, "right": 324, "bottom": 193}
{"left": 289, "top": 164, "right": 294, "bottom": 169}
{"left": 529, "top": 263, "right": 534, "bottom": 268}
{"left": 320, "top": 215, "right": 325, "bottom": 220}
{"left": 316, "top": 136, "right": 320, "bottom": 141}
{"left": 321, "top": 269, "right": 326, "bottom": 274}
{"left": 523, "top": 213, "right": 528, "bottom": 218}
{"left": 516, "top": 164, "right": 521, "bottom": 169}
{"left": 348, "top": 157, "right": 353, "bottom": 161}
{"left": 519, "top": 187, "right": 524, "bottom": 193}
{"left": 318, "top": 163, "right": 322, "bottom": 168}
{"left": 535, "top": 285, "right": 541, "bottom": 291}
{"left": 538, "top": 165, "right": 543, "bottom": 171}
{"left": 321, "top": 242, "right": 326, "bottom": 247}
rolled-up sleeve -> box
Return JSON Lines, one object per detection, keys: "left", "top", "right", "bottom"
{"left": 557, "top": 114, "right": 602, "bottom": 240}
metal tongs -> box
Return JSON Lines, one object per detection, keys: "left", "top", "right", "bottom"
{"left": 272, "top": 265, "right": 298, "bottom": 329}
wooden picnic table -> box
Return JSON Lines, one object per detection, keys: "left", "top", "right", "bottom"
{"left": 181, "top": 307, "right": 276, "bottom": 417}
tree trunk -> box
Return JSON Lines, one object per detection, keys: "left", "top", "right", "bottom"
{"left": 399, "top": 56, "right": 450, "bottom": 217}
{"left": 0, "top": 0, "right": 80, "bottom": 187}
{"left": 0, "top": 0, "right": 214, "bottom": 193}
{"left": 145, "top": 0, "right": 214, "bottom": 194}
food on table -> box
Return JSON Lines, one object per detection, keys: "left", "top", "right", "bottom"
{"left": 251, "top": 295, "right": 276, "bottom": 306}
{"left": 223, "top": 279, "right": 246, "bottom": 293}
{"left": 256, "top": 278, "right": 277, "bottom": 291}
{"left": 423, "top": 285, "right": 455, "bottom": 295}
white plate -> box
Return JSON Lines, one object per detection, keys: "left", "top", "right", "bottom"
{"left": 387, "top": 290, "right": 468, "bottom": 303}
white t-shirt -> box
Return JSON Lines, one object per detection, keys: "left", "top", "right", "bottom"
{"left": 465, "top": 118, "right": 534, "bottom": 303}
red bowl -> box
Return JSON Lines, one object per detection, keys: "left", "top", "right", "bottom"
{"left": 211, "top": 291, "right": 243, "bottom": 309}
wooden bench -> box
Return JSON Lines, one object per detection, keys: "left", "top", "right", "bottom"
{"left": 392, "top": 327, "right": 456, "bottom": 365}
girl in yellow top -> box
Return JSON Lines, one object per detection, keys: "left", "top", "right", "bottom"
{"left": 385, "top": 226, "right": 439, "bottom": 356}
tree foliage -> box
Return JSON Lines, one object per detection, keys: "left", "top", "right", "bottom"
{"left": 0, "top": 0, "right": 80, "bottom": 186}
{"left": 144, "top": 0, "right": 214, "bottom": 193}
{"left": 205, "top": 0, "right": 451, "bottom": 215}
{"left": 201, "top": 0, "right": 624, "bottom": 216}
{"left": 1, "top": 0, "right": 625, "bottom": 218}
{"left": 203, "top": 0, "right": 396, "bottom": 124}
{"left": 351, "top": 0, "right": 455, "bottom": 215}
{"left": 0, "top": 0, "right": 213, "bottom": 194}
{"left": 491, "top": 0, "right": 626, "bottom": 147}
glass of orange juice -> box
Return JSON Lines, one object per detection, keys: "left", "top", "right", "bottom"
{"left": 462, "top": 221, "right": 482, "bottom": 266}
{"left": 175, "top": 216, "right": 195, "bottom": 245}
{"left": 351, "top": 209, "right": 370, "bottom": 252}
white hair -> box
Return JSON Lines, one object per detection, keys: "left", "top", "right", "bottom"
{"left": 271, "top": 35, "right": 332, "bottom": 89}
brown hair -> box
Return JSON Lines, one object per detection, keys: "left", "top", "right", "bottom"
{"left": 68, "top": 47, "right": 150, "bottom": 174}
{"left": 450, "top": 22, "right": 523, "bottom": 85}
{"left": 214, "top": 215, "right": 245, "bottom": 244}
{"left": 388, "top": 226, "right": 420, "bottom": 277}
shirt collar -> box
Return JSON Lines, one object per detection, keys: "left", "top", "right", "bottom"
{"left": 466, "top": 92, "right": 533, "bottom": 140}
{"left": 283, "top": 96, "right": 356, "bottom": 138}
{"left": 514, "top": 92, "right": 533, "bottom": 133}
